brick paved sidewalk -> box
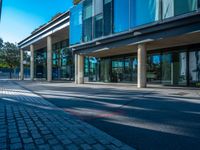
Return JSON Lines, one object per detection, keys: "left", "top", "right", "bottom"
{"left": 0, "top": 80, "right": 135, "bottom": 150}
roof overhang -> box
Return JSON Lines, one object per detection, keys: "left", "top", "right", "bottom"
{"left": 18, "top": 11, "right": 70, "bottom": 50}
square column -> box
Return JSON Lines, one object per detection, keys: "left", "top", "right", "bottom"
{"left": 20, "top": 49, "right": 24, "bottom": 80}
{"left": 75, "top": 54, "right": 78, "bottom": 84}
{"left": 30, "top": 45, "right": 34, "bottom": 80}
{"left": 47, "top": 36, "right": 52, "bottom": 82}
{"left": 78, "top": 54, "right": 84, "bottom": 84}
{"left": 137, "top": 44, "right": 147, "bottom": 88}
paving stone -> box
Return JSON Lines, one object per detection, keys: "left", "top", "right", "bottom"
{"left": 0, "top": 81, "right": 134, "bottom": 150}
{"left": 10, "top": 143, "right": 23, "bottom": 150}
{"left": 10, "top": 137, "right": 21, "bottom": 144}
{"left": 81, "top": 144, "right": 92, "bottom": 150}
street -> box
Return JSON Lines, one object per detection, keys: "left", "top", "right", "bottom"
{"left": 0, "top": 80, "right": 134, "bottom": 150}
{"left": 16, "top": 81, "right": 200, "bottom": 150}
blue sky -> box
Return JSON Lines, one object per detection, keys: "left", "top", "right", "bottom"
{"left": 0, "top": 0, "right": 73, "bottom": 43}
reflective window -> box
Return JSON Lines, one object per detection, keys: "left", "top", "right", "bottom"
{"left": 34, "top": 48, "right": 47, "bottom": 79}
{"left": 83, "top": 0, "right": 93, "bottom": 42}
{"left": 70, "top": 3, "right": 83, "bottom": 45}
{"left": 172, "top": 52, "right": 187, "bottom": 86}
{"left": 189, "top": 50, "right": 200, "bottom": 87}
{"left": 162, "top": 0, "right": 198, "bottom": 19}
{"left": 147, "top": 54, "right": 161, "bottom": 83}
{"left": 114, "top": 0, "right": 129, "bottom": 33}
{"left": 162, "top": 53, "right": 172, "bottom": 85}
{"left": 131, "top": 0, "right": 159, "bottom": 28}
{"left": 94, "top": 0, "right": 103, "bottom": 38}
{"left": 104, "top": 0, "right": 113, "bottom": 36}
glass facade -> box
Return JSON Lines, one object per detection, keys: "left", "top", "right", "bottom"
{"left": 189, "top": 50, "right": 200, "bottom": 87}
{"left": 162, "top": 0, "right": 198, "bottom": 19}
{"left": 113, "top": 0, "right": 130, "bottom": 33}
{"left": 84, "top": 47, "right": 200, "bottom": 87}
{"left": 70, "top": 3, "right": 83, "bottom": 45}
{"left": 131, "top": 0, "right": 159, "bottom": 28}
{"left": 34, "top": 48, "right": 47, "bottom": 79}
{"left": 103, "top": 0, "right": 113, "bottom": 36}
{"left": 70, "top": 0, "right": 198, "bottom": 46}
{"left": 94, "top": 0, "right": 103, "bottom": 38}
{"left": 83, "top": 0, "right": 93, "bottom": 42}
{"left": 52, "top": 40, "right": 74, "bottom": 80}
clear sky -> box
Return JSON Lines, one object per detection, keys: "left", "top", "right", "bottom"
{"left": 0, "top": 0, "right": 73, "bottom": 43}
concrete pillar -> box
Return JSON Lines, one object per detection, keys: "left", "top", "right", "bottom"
{"left": 75, "top": 54, "right": 78, "bottom": 84}
{"left": 137, "top": 44, "right": 147, "bottom": 88}
{"left": 78, "top": 54, "right": 84, "bottom": 84}
{"left": 30, "top": 45, "right": 34, "bottom": 80}
{"left": 20, "top": 49, "right": 24, "bottom": 80}
{"left": 47, "top": 36, "right": 52, "bottom": 82}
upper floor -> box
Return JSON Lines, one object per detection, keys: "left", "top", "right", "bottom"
{"left": 69, "top": 0, "right": 200, "bottom": 47}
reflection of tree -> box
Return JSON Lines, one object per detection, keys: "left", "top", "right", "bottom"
{"left": 196, "top": 51, "right": 200, "bottom": 81}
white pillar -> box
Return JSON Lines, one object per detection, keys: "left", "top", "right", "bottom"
{"left": 47, "top": 36, "right": 52, "bottom": 82}
{"left": 30, "top": 45, "right": 34, "bottom": 80}
{"left": 78, "top": 54, "right": 84, "bottom": 84}
{"left": 75, "top": 54, "right": 78, "bottom": 84}
{"left": 20, "top": 49, "right": 24, "bottom": 80}
{"left": 137, "top": 44, "right": 147, "bottom": 88}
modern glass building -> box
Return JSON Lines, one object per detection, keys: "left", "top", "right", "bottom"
{"left": 70, "top": 0, "right": 200, "bottom": 87}
{"left": 19, "top": 0, "right": 200, "bottom": 88}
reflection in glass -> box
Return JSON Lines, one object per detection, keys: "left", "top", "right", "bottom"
{"left": 104, "top": 0, "right": 113, "bottom": 36}
{"left": 147, "top": 54, "right": 161, "bottom": 83}
{"left": 100, "top": 59, "right": 111, "bottom": 82}
{"left": 162, "top": 0, "right": 197, "bottom": 19}
{"left": 162, "top": 53, "right": 172, "bottom": 85}
{"left": 70, "top": 3, "right": 83, "bottom": 45}
{"left": 189, "top": 51, "right": 200, "bottom": 87}
{"left": 34, "top": 48, "right": 47, "bottom": 79}
{"left": 114, "top": 0, "right": 129, "bottom": 33}
{"left": 131, "top": 0, "right": 159, "bottom": 28}
{"left": 83, "top": 0, "right": 93, "bottom": 42}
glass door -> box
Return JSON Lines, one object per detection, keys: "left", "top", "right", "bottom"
{"left": 111, "top": 59, "right": 124, "bottom": 82}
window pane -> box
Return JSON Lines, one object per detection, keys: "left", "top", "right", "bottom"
{"left": 147, "top": 54, "right": 161, "bottom": 83}
{"left": 189, "top": 50, "right": 200, "bottom": 87}
{"left": 94, "top": 0, "right": 103, "bottom": 15}
{"left": 131, "top": 0, "right": 159, "bottom": 28}
{"left": 94, "top": 14, "right": 103, "bottom": 38}
{"left": 70, "top": 3, "right": 83, "bottom": 45}
{"left": 163, "top": 0, "right": 198, "bottom": 19}
{"left": 83, "top": 0, "right": 93, "bottom": 42}
{"left": 162, "top": 0, "right": 174, "bottom": 19}
{"left": 114, "top": 0, "right": 129, "bottom": 33}
{"left": 104, "top": 0, "right": 112, "bottom": 36}
{"left": 174, "top": 0, "right": 197, "bottom": 16}
{"left": 162, "top": 53, "right": 172, "bottom": 85}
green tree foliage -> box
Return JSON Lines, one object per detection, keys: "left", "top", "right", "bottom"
{"left": 0, "top": 41, "right": 20, "bottom": 78}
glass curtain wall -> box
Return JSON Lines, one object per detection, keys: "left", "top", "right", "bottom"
{"left": 131, "top": 0, "right": 159, "bottom": 28}
{"left": 162, "top": 0, "right": 198, "bottom": 19}
{"left": 147, "top": 54, "right": 161, "bottom": 83}
{"left": 94, "top": 0, "right": 103, "bottom": 38}
{"left": 34, "top": 48, "right": 47, "bottom": 79}
{"left": 113, "top": 0, "right": 130, "bottom": 33}
{"left": 83, "top": 0, "right": 93, "bottom": 42}
{"left": 103, "top": 0, "right": 113, "bottom": 36}
{"left": 189, "top": 50, "right": 200, "bottom": 87}
{"left": 52, "top": 41, "right": 74, "bottom": 80}
{"left": 70, "top": 3, "right": 83, "bottom": 45}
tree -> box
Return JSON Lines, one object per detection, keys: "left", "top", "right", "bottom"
{"left": 0, "top": 42, "right": 20, "bottom": 78}
{"left": 0, "top": 38, "right": 3, "bottom": 48}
